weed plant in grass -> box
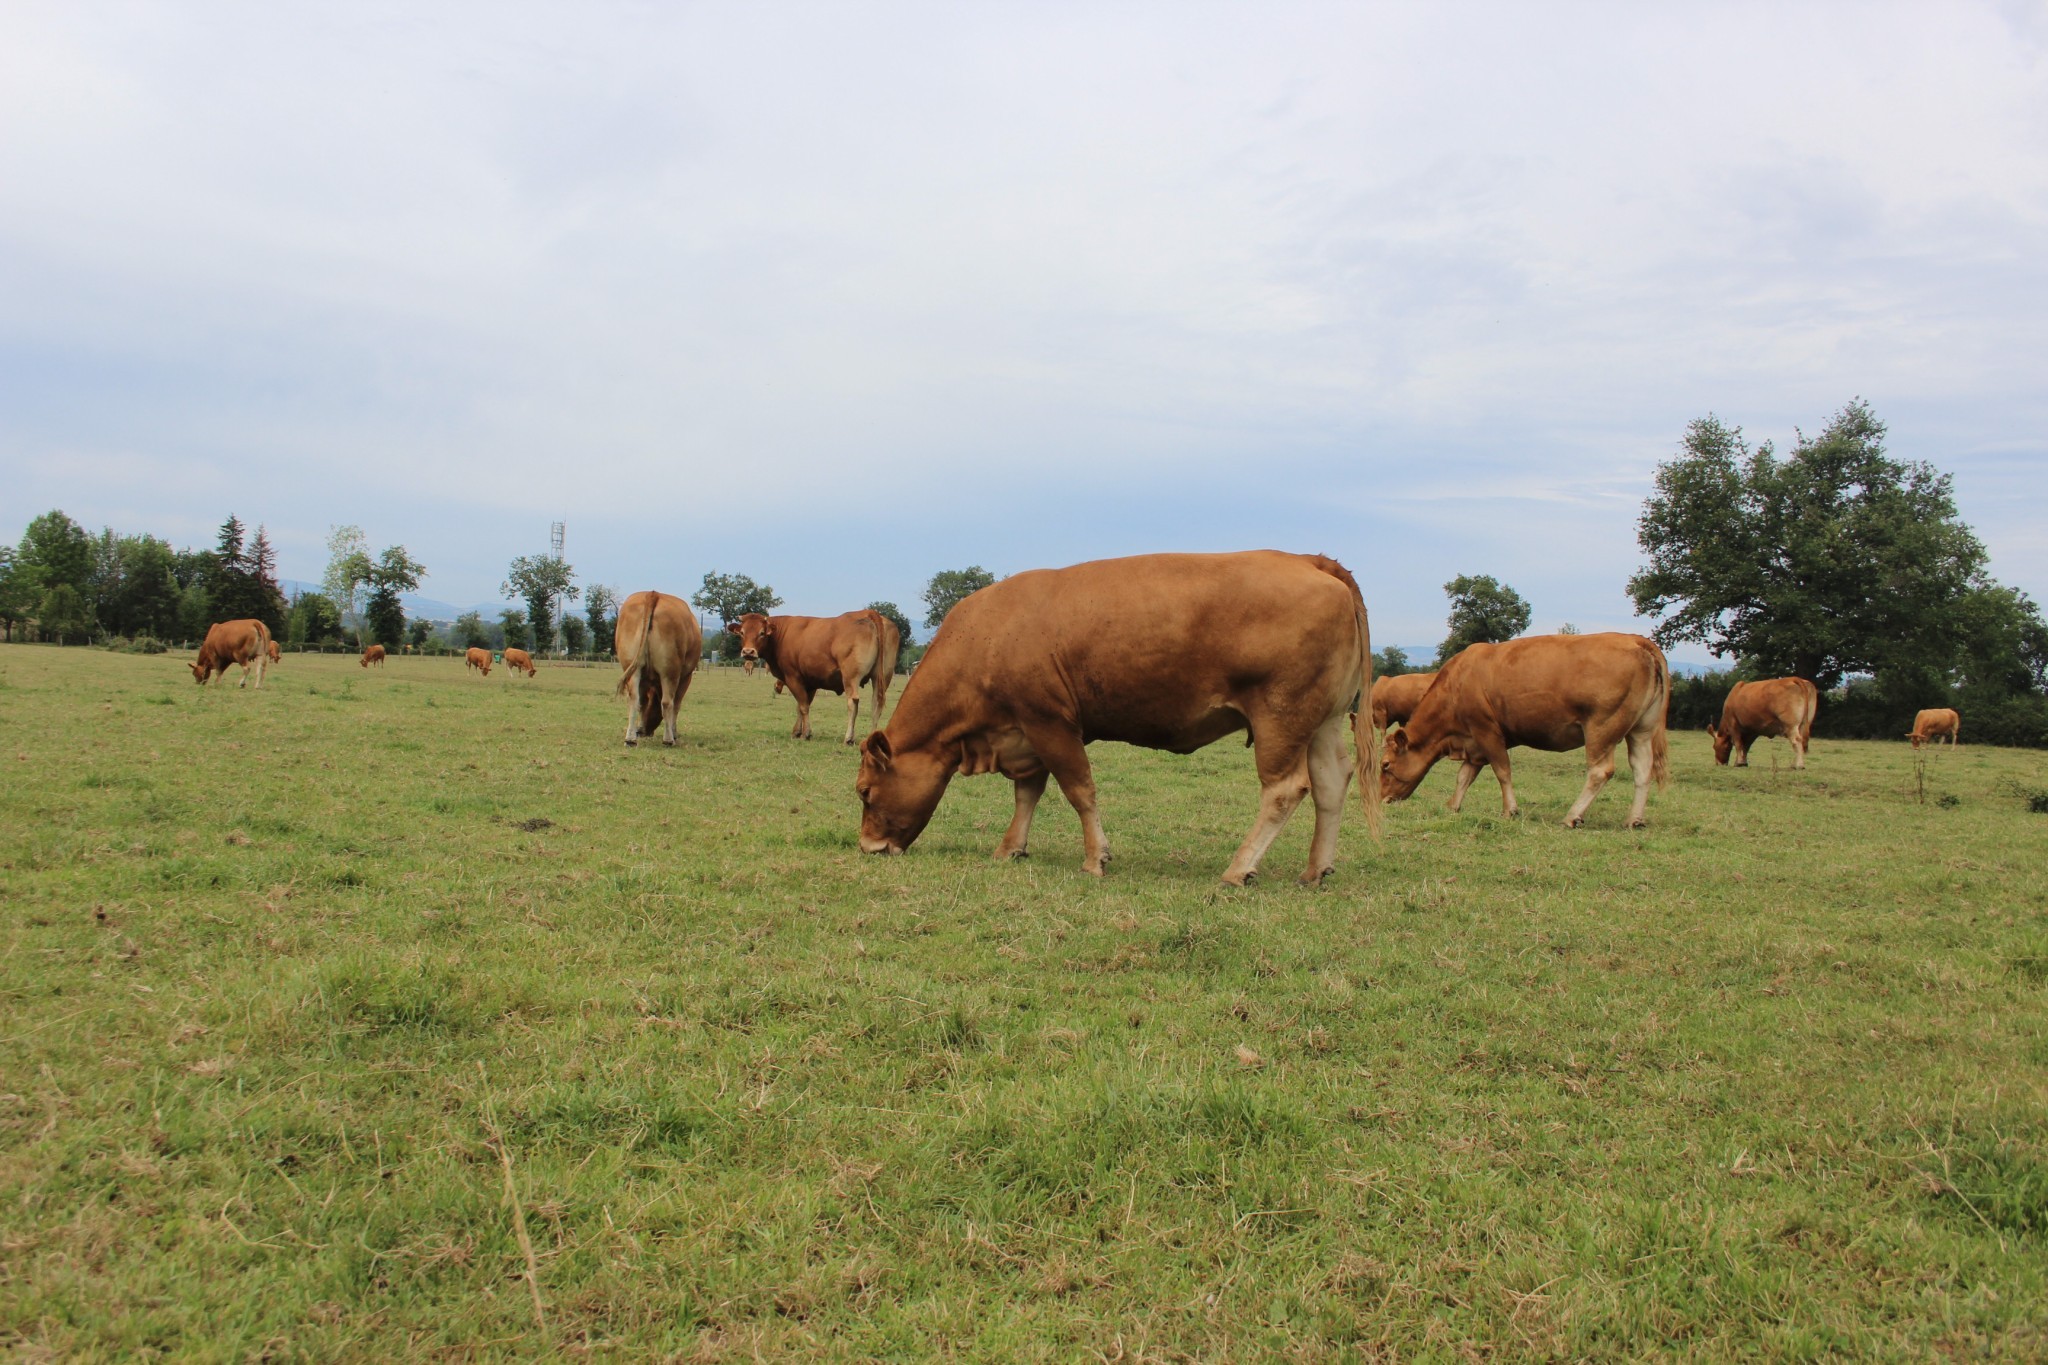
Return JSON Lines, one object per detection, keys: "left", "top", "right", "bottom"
{"left": 2, "top": 646, "right": 2047, "bottom": 1359}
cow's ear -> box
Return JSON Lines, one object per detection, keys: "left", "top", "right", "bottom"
{"left": 1387, "top": 729, "right": 1409, "bottom": 757}
{"left": 722, "top": 621, "right": 737, "bottom": 635}
{"left": 861, "top": 731, "right": 893, "bottom": 772}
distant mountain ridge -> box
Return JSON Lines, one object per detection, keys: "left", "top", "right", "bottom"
{"left": 279, "top": 579, "right": 503, "bottom": 623}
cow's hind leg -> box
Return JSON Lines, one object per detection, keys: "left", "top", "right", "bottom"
{"left": 623, "top": 667, "right": 644, "bottom": 746}
{"left": 1623, "top": 732, "right": 1655, "bottom": 827}
{"left": 994, "top": 771, "right": 1049, "bottom": 860}
{"left": 842, "top": 683, "right": 861, "bottom": 746}
{"left": 1564, "top": 742, "right": 1618, "bottom": 827}
{"left": 1223, "top": 733, "right": 1313, "bottom": 887}
{"left": 1297, "top": 713, "right": 1352, "bottom": 884}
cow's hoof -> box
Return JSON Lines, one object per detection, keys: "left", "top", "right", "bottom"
{"left": 1563, "top": 817, "right": 1584, "bottom": 829}
{"left": 1083, "top": 860, "right": 1108, "bottom": 877}
{"left": 1221, "top": 870, "right": 1251, "bottom": 887}
{"left": 1627, "top": 818, "right": 1647, "bottom": 830}
{"left": 662, "top": 739, "right": 676, "bottom": 748}
{"left": 996, "top": 847, "right": 1029, "bottom": 861}
{"left": 1298, "top": 867, "right": 1333, "bottom": 886}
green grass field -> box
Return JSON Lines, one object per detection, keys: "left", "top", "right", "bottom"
{"left": 3, "top": 646, "right": 2046, "bottom": 1361}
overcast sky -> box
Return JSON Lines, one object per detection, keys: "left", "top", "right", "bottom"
{"left": 4, "top": 1, "right": 2044, "bottom": 652}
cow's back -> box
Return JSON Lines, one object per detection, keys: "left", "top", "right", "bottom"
{"left": 1431, "top": 634, "right": 1666, "bottom": 750}
{"left": 1371, "top": 672, "right": 1436, "bottom": 730}
{"left": 896, "top": 551, "right": 1363, "bottom": 748}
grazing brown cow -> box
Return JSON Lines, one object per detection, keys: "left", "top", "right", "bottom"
{"left": 360, "top": 643, "right": 386, "bottom": 668}
{"left": 465, "top": 647, "right": 493, "bottom": 677}
{"left": 855, "top": 551, "right": 1382, "bottom": 885}
{"left": 1382, "top": 633, "right": 1670, "bottom": 828}
{"left": 1908, "top": 707, "right": 1960, "bottom": 749}
{"left": 503, "top": 647, "right": 537, "bottom": 678}
{"left": 266, "top": 639, "right": 282, "bottom": 665}
{"left": 1369, "top": 671, "right": 1437, "bottom": 733}
{"left": 1711, "top": 677, "right": 1818, "bottom": 768}
{"left": 189, "top": 619, "right": 271, "bottom": 689}
{"left": 615, "top": 590, "right": 703, "bottom": 746}
{"left": 728, "top": 609, "right": 900, "bottom": 744}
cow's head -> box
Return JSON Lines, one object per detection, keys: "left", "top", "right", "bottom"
{"left": 855, "top": 730, "right": 955, "bottom": 855}
{"left": 1377, "top": 727, "right": 1436, "bottom": 803}
{"left": 729, "top": 613, "right": 772, "bottom": 676}
{"left": 189, "top": 654, "right": 212, "bottom": 684}
{"left": 1708, "top": 721, "right": 1733, "bottom": 766}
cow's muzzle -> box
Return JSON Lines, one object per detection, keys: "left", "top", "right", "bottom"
{"left": 858, "top": 836, "right": 902, "bottom": 856}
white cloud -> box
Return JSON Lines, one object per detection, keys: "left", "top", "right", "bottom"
{"left": 2, "top": 0, "right": 2043, "bottom": 632}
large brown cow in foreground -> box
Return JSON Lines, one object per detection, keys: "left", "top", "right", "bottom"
{"left": 503, "top": 647, "right": 537, "bottom": 678}
{"left": 190, "top": 619, "right": 271, "bottom": 689}
{"left": 360, "top": 644, "right": 386, "bottom": 668}
{"left": 465, "top": 647, "right": 492, "bottom": 677}
{"left": 729, "top": 610, "right": 900, "bottom": 744}
{"left": 616, "top": 591, "right": 702, "bottom": 746}
{"left": 1909, "top": 708, "right": 1960, "bottom": 749}
{"left": 1711, "top": 677, "right": 1817, "bottom": 768}
{"left": 1382, "top": 633, "right": 1670, "bottom": 828}
{"left": 1369, "top": 671, "right": 1436, "bottom": 733}
{"left": 855, "top": 551, "right": 1381, "bottom": 885}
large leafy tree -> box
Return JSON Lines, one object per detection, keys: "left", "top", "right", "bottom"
{"left": 366, "top": 546, "right": 426, "bottom": 649}
{"left": 504, "top": 554, "right": 578, "bottom": 654}
{"left": 17, "top": 510, "right": 94, "bottom": 594}
{"left": 691, "top": 571, "right": 781, "bottom": 628}
{"left": 1628, "top": 401, "right": 1987, "bottom": 690}
{"left": 584, "top": 584, "right": 618, "bottom": 656}
{"left": 0, "top": 546, "right": 34, "bottom": 642}
{"left": 102, "top": 535, "right": 183, "bottom": 638}
{"left": 323, "top": 526, "right": 374, "bottom": 644}
{"left": 1438, "top": 574, "right": 1532, "bottom": 660}
{"left": 922, "top": 566, "right": 995, "bottom": 630}
{"left": 455, "top": 611, "right": 490, "bottom": 650}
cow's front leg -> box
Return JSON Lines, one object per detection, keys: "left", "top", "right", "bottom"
{"left": 1447, "top": 758, "right": 1484, "bottom": 812}
{"left": 1025, "top": 726, "right": 1109, "bottom": 874}
{"left": 1490, "top": 753, "right": 1519, "bottom": 818}
{"left": 786, "top": 683, "right": 812, "bottom": 739}
{"left": 994, "top": 770, "right": 1049, "bottom": 860}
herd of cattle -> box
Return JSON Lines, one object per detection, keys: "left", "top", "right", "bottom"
{"left": 182, "top": 551, "right": 1967, "bottom": 883}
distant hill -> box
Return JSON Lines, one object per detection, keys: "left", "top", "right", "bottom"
{"left": 279, "top": 580, "right": 502, "bottom": 623}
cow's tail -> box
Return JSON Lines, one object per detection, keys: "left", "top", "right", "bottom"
{"left": 1311, "top": 556, "right": 1383, "bottom": 842}
{"left": 1799, "top": 679, "right": 1820, "bottom": 746}
{"left": 1649, "top": 643, "right": 1672, "bottom": 791}
{"left": 864, "top": 610, "right": 900, "bottom": 720}
{"left": 615, "top": 594, "right": 657, "bottom": 701}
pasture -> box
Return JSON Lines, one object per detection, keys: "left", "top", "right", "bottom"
{"left": 2, "top": 646, "right": 2045, "bottom": 1360}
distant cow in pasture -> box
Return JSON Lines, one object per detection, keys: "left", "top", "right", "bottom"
{"left": 360, "top": 644, "right": 386, "bottom": 668}
{"left": 1382, "top": 633, "right": 1670, "bottom": 828}
{"left": 189, "top": 620, "right": 272, "bottom": 689}
{"left": 616, "top": 591, "right": 703, "bottom": 746}
{"left": 1711, "top": 677, "right": 1818, "bottom": 769}
{"left": 1369, "top": 671, "right": 1436, "bottom": 734}
{"left": 1908, "top": 708, "right": 1960, "bottom": 749}
{"left": 503, "top": 647, "right": 537, "bottom": 678}
{"left": 855, "top": 551, "right": 1381, "bottom": 885}
{"left": 728, "top": 609, "right": 900, "bottom": 744}
{"left": 266, "top": 639, "right": 282, "bottom": 665}
{"left": 465, "top": 647, "right": 493, "bottom": 677}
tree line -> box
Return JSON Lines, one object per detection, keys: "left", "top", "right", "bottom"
{"left": 9, "top": 402, "right": 2042, "bottom": 742}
